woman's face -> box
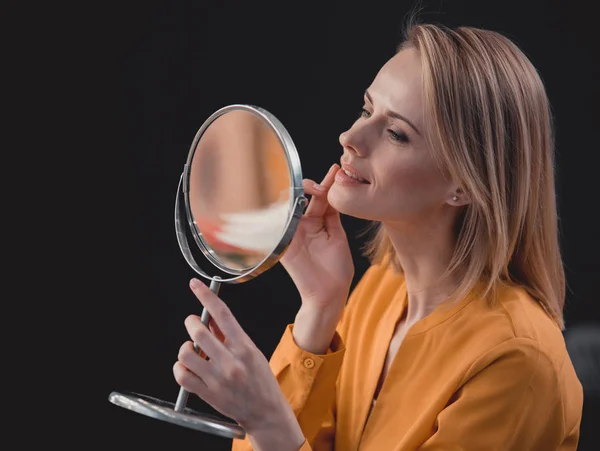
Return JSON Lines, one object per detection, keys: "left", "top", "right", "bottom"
{"left": 328, "top": 47, "right": 458, "bottom": 225}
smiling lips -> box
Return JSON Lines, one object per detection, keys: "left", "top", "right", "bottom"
{"left": 340, "top": 162, "right": 370, "bottom": 184}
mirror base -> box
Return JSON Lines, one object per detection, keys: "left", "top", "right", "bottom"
{"left": 108, "top": 391, "right": 246, "bottom": 439}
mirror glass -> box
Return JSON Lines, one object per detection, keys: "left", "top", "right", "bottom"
{"left": 187, "top": 109, "right": 292, "bottom": 271}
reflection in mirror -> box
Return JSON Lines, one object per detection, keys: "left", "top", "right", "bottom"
{"left": 188, "top": 109, "right": 291, "bottom": 270}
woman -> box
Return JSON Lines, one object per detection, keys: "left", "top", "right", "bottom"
{"left": 173, "top": 22, "right": 584, "bottom": 450}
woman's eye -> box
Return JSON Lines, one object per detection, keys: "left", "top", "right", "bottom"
{"left": 360, "top": 108, "right": 372, "bottom": 118}
{"left": 388, "top": 130, "right": 409, "bottom": 143}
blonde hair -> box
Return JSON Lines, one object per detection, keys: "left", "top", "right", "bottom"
{"left": 363, "top": 22, "right": 566, "bottom": 329}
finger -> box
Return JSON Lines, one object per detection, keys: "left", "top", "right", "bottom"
{"left": 208, "top": 318, "right": 226, "bottom": 344}
{"left": 173, "top": 361, "right": 233, "bottom": 421}
{"left": 323, "top": 203, "right": 345, "bottom": 234}
{"left": 301, "top": 178, "right": 324, "bottom": 196}
{"left": 189, "top": 278, "right": 244, "bottom": 341}
{"left": 319, "top": 163, "right": 340, "bottom": 190}
{"left": 173, "top": 361, "right": 215, "bottom": 404}
{"left": 184, "top": 314, "right": 231, "bottom": 362}
{"left": 177, "top": 341, "right": 219, "bottom": 384}
{"left": 304, "top": 164, "right": 340, "bottom": 218}
{"left": 301, "top": 179, "right": 327, "bottom": 217}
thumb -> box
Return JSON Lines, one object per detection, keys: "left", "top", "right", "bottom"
{"left": 304, "top": 164, "right": 339, "bottom": 218}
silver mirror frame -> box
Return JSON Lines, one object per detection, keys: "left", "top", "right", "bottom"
{"left": 175, "top": 104, "right": 307, "bottom": 283}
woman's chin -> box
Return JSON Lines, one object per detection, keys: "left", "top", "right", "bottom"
{"left": 327, "top": 186, "right": 346, "bottom": 210}
{"left": 328, "top": 187, "right": 369, "bottom": 219}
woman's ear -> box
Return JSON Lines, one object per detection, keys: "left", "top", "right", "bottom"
{"left": 447, "top": 187, "right": 471, "bottom": 207}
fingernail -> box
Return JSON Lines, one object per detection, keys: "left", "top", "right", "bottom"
{"left": 190, "top": 278, "right": 201, "bottom": 288}
{"left": 321, "top": 164, "right": 338, "bottom": 182}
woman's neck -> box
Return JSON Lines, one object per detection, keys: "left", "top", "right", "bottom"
{"left": 384, "top": 217, "right": 461, "bottom": 326}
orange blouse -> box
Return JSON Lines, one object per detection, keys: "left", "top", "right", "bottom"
{"left": 232, "top": 260, "right": 583, "bottom": 450}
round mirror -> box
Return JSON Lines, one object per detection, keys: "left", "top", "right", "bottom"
{"left": 176, "top": 104, "right": 307, "bottom": 283}
{"left": 109, "top": 104, "right": 307, "bottom": 440}
{"left": 186, "top": 107, "right": 296, "bottom": 273}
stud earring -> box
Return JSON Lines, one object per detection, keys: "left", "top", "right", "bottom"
{"left": 452, "top": 196, "right": 458, "bottom": 202}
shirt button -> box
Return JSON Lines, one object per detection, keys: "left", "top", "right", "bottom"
{"left": 303, "top": 358, "right": 315, "bottom": 369}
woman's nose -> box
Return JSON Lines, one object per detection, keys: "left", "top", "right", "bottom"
{"left": 339, "top": 128, "right": 366, "bottom": 157}
{"left": 339, "top": 130, "right": 349, "bottom": 147}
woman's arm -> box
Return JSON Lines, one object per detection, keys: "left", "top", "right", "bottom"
{"left": 231, "top": 324, "right": 345, "bottom": 451}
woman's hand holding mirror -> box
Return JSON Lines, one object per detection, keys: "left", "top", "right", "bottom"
{"left": 174, "top": 278, "right": 305, "bottom": 448}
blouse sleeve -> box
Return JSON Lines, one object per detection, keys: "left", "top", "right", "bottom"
{"left": 231, "top": 325, "right": 345, "bottom": 451}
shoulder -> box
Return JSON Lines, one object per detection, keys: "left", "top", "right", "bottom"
{"left": 461, "top": 284, "right": 570, "bottom": 366}
{"left": 495, "top": 284, "right": 569, "bottom": 366}
{"left": 462, "top": 329, "right": 583, "bottom": 429}
{"left": 461, "top": 285, "right": 583, "bottom": 420}
{"left": 445, "top": 283, "right": 583, "bottom": 395}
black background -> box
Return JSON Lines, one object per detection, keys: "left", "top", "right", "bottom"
{"left": 32, "top": 0, "right": 599, "bottom": 449}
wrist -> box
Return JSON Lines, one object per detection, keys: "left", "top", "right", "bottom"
{"left": 293, "top": 305, "right": 344, "bottom": 354}
{"left": 245, "top": 402, "right": 305, "bottom": 451}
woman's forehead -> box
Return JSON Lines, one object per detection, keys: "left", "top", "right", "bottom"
{"left": 367, "top": 49, "right": 425, "bottom": 126}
